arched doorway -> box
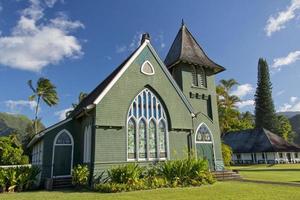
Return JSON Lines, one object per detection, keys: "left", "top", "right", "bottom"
{"left": 195, "top": 123, "right": 215, "bottom": 170}
{"left": 51, "top": 130, "right": 74, "bottom": 177}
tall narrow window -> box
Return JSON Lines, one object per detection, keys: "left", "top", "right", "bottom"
{"left": 158, "top": 121, "right": 167, "bottom": 159}
{"left": 127, "top": 88, "right": 168, "bottom": 161}
{"left": 83, "top": 125, "right": 92, "bottom": 163}
{"left": 139, "top": 119, "right": 147, "bottom": 159}
{"left": 197, "top": 67, "right": 206, "bottom": 87}
{"left": 192, "top": 66, "right": 198, "bottom": 86}
{"left": 149, "top": 120, "right": 157, "bottom": 159}
{"left": 127, "top": 118, "right": 136, "bottom": 159}
{"left": 192, "top": 66, "right": 206, "bottom": 88}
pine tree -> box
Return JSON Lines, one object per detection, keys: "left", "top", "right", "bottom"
{"left": 254, "top": 58, "right": 278, "bottom": 132}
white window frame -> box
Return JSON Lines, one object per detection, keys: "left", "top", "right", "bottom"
{"left": 126, "top": 88, "right": 169, "bottom": 162}
{"left": 141, "top": 60, "right": 155, "bottom": 75}
{"left": 83, "top": 125, "right": 92, "bottom": 163}
{"left": 32, "top": 141, "right": 43, "bottom": 166}
{"left": 194, "top": 123, "right": 216, "bottom": 169}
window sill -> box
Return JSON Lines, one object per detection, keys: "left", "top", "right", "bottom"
{"left": 191, "top": 85, "right": 207, "bottom": 90}
{"left": 127, "top": 158, "right": 167, "bottom": 162}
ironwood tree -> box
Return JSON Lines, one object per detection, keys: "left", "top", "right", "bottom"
{"left": 254, "top": 58, "right": 278, "bottom": 132}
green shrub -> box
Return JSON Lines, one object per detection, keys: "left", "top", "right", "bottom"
{"left": 0, "top": 166, "right": 40, "bottom": 193}
{"left": 0, "top": 135, "right": 29, "bottom": 165}
{"left": 94, "top": 158, "right": 215, "bottom": 193}
{"left": 222, "top": 143, "right": 232, "bottom": 166}
{"left": 72, "top": 164, "right": 89, "bottom": 188}
{"left": 16, "top": 166, "right": 40, "bottom": 192}
{"left": 157, "top": 158, "right": 213, "bottom": 186}
{"left": 0, "top": 169, "right": 7, "bottom": 192}
{"left": 108, "top": 163, "right": 144, "bottom": 184}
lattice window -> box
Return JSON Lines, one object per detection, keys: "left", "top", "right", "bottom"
{"left": 192, "top": 66, "right": 207, "bottom": 88}
{"left": 56, "top": 132, "right": 72, "bottom": 144}
{"left": 127, "top": 88, "right": 168, "bottom": 160}
{"left": 196, "top": 124, "right": 212, "bottom": 142}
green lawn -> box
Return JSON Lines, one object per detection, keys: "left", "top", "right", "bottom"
{"left": 230, "top": 164, "right": 300, "bottom": 183}
{"left": 1, "top": 181, "right": 300, "bottom": 200}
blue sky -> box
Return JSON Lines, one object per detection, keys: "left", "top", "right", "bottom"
{"left": 1, "top": 0, "right": 300, "bottom": 126}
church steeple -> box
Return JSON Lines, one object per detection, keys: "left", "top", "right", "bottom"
{"left": 164, "top": 22, "right": 225, "bottom": 74}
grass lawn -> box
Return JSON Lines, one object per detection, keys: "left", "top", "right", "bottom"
{"left": 230, "top": 164, "right": 300, "bottom": 183}
{"left": 1, "top": 181, "right": 300, "bottom": 200}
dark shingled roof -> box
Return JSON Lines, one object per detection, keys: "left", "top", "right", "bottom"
{"left": 69, "top": 48, "right": 138, "bottom": 117}
{"left": 164, "top": 24, "right": 225, "bottom": 74}
{"left": 222, "top": 128, "right": 300, "bottom": 153}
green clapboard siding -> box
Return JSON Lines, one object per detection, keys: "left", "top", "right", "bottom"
{"left": 32, "top": 40, "right": 225, "bottom": 184}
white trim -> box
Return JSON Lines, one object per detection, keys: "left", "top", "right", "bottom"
{"left": 94, "top": 40, "right": 149, "bottom": 105}
{"left": 83, "top": 125, "right": 92, "bottom": 163}
{"left": 141, "top": 60, "right": 155, "bottom": 75}
{"left": 51, "top": 129, "right": 74, "bottom": 178}
{"left": 126, "top": 88, "right": 169, "bottom": 162}
{"left": 27, "top": 118, "right": 72, "bottom": 148}
{"left": 92, "top": 39, "right": 194, "bottom": 115}
{"left": 194, "top": 122, "right": 217, "bottom": 170}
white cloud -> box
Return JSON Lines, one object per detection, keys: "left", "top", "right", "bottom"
{"left": 116, "top": 31, "right": 142, "bottom": 54}
{"left": 5, "top": 100, "right": 37, "bottom": 113}
{"left": 276, "top": 90, "right": 285, "bottom": 96}
{"left": 278, "top": 96, "right": 300, "bottom": 112}
{"left": 230, "top": 84, "right": 254, "bottom": 98}
{"left": 0, "top": 0, "right": 84, "bottom": 72}
{"left": 265, "top": 0, "right": 300, "bottom": 36}
{"left": 116, "top": 45, "right": 127, "bottom": 53}
{"left": 272, "top": 51, "right": 300, "bottom": 69}
{"left": 115, "top": 31, "right": 166, "bottom": 54}
{"left": 55, "top": 107, "right": 73, "bottom": 120}
{"left": 291, "top": 96, "right": 298, "bottom": 103}
{"left": 235, "top": 100, "right": 255, "bottom": 109}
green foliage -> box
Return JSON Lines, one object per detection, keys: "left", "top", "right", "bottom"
{"left": 94, "top": 159, "right": 215, "bottom": 193}
{"left": 0, "top": 135, "right": 29, "bottom": 165}
{"left": 276, "top": 115, "right": 294, "bottom": 141}
{"left": 72, "top": 164, "right": 90, "bottom": 188}
{"left": 221, "top": 143, "right": 232, "bottom": 166}
{"left": 0, "top": 166, "right": 40, "bottom": 193}
{"left": 157, "top": 158, "right": 214, "bottom": 186}
{"left": 108, "top": 163, "right": 144, "bottom": 184}
{"left": 254, "top": 58, "right": 278, "bottom": 132}
{"left": 289, "top": 114, "right": 300, "bottom": 145}
{"left": 217, "top": 79, "right": 254, "bottom": 134}
{"left": 28, "top": 77, "right": 59, "bottom": 134}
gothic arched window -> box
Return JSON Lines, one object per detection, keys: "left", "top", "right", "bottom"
{"left": 196, "top": 124, "right": 212, "bottom": 142}
{"left": 127, "top": 88, "right": 168, "bottom": 161}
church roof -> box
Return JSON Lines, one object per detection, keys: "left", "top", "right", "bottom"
{"left": 164, "top": 23, "right": 225, "bottom": 74}
{"left": 222, "top": 128, "right": 300, "bottom": 153}
{"left": 70, "top": 39, "right": 194, "bottom": 118}
{"left": 69, "top": 48, "right": 138, "bottom": 118}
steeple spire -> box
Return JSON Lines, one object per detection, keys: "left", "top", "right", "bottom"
{"left": 164, "top": 22, "right": 225, "bottom": 74}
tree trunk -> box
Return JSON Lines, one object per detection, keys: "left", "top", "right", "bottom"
{"left": 34, "top": 96, "right": 41, "bottom": 135}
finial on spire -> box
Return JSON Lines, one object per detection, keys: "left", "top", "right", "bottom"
{"left": 181, "top": 19, "right": 185, "bottom": 27}
{"left": 140, "top": 33, "right": 150, "bottom": 45}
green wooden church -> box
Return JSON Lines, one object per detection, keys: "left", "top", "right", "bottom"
{"left": 28, "top": 23, "right": 226, "bottom": 186}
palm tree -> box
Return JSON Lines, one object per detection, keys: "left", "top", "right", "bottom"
{"left": 217, "top": 79, "right": 240, "bottom": 110}
{"left": 28, "top": 78, "right": 59, "bottom": 135}
{"left": 216, "top": 79, "right": 240, "bottom": 134}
